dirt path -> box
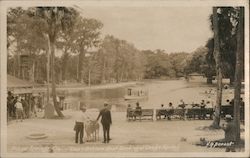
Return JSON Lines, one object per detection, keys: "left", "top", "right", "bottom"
{"left": 7, "top": 110, "right": 245, "bottom": 153}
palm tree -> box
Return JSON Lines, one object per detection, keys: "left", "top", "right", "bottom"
{"left": 29, "top": 7, "right": 79, "bottom": 117}
{"left": 211, "top": 7, "right": 223, "bottom": 128}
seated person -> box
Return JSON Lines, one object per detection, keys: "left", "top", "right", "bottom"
{"left": 159, "top": 104, "right": 167, "bottom": 119}
{"left": 178, "top": 99, "right": 186, "bottom": 109}
{"left": 134, "top": 102, "right": 142, "bottom": 120}
{"left": 168, "top": 102, "right": 174, "bottom": 109}
{"left": 167, "top": 102, "right": 174, "bottom": 120}
{"left": 199, "top": 100, "right": 206, "bottom": 119}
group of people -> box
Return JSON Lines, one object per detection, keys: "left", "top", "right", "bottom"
{"left": 158, "top": 102, "right": 174, "bottom": 120}
{"left": 126, "top": 102, "right": 143, "bottom": 120}
{"left": 74, "top": 102, "right": 112, "bottom": 144}
{"left": 7, "top": 91, "right": 43, "bottom": 122}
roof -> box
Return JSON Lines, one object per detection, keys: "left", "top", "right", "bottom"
{"left": 7, "top": 75, "right": 34, "bottom": 88}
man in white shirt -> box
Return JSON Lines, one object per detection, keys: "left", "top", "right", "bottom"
{"left": 74, "top": 106, "right": 87, "bottom": 144}
{"left": 15, "top": 97, "right": 24, "bottom": 122}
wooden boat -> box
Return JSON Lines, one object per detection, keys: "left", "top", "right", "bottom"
{"left": 124, "top": 87, "right": 148, "bottom": 100}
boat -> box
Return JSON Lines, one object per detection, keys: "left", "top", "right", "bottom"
{"left": 124, "top": 87, "right": 148, "bottom": 100}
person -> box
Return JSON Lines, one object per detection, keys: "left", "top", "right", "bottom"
{"left": 126, "top": 104, "right": 132, "bottom": 119}
{"left": 96, "top": 102, "right": 112, "bottom": 143}
{"left": 7, "top": 91, "right": 14, "bottom": 118}
{"left": 178, "top": 99, "right": 186, "bottom": 109}
{"left": 30, "top": 96, "right": 36, "bottom": 117}
{"left": 167, "top": 102, "right": 174, "bottom": 120}
{"left": 134, "top": 102, "right": 142, "bottom": 121}
{"left": 221, "top": 115, "right": 236, "bottom": 152}
{"left": 15, "top": 97, "right": 24, "bottom": 122}
{"left": 200, "top": 100, "right": 206, "bottom": 120}
{"left": 74, "top": 106, "right": 87, "bottom": 144}
{"left": 21, "top": 97, "right": 29, "bottom": 119}
{"left": 159, "top": 104, "right": 166, "bottom": 119}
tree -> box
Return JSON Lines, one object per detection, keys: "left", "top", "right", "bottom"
{"left": 184, "top": 47, "right": 208, "bottom": 77}
{"left": 233, "top": 7, "right": 244, "bottom": 144}
{"left": 56, "top": 30, "right": 75, "bottom": 82}
{"left": 28, "top": 7, "right": 79, "bottom": 117}
{"left": 206, "top": 7, "right": 239, "bottom": 85}
{"left": 71, "top": 17, "right": 103, "bottom": 83}
{"left": 211, "top": 7, "right": 223, "bottom": 129}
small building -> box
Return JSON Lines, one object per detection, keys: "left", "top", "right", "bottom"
{"left": 187, "top": 72, "right": 206, "bottom": 83}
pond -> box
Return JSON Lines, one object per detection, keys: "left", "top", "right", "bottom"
{"left": 59, "top": 80, "right": 238, "bottom": 112}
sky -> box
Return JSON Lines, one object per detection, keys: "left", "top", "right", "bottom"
{"left": 77, "top": 6, "right": 213, "bottom": 53}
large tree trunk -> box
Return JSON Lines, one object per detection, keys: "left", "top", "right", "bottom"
{"left": 46, "top": 44, "right": 50, "bottom": 105}
{"left": 211, "top": 7, "right": 223, "bottom": 129}
{"left": 233, "top": 7, "right": 244, "bottom": 144}
{"left": 50, "top": 37, "right": 64, "bottom": 118}
{"left": 78, "top": 48, "right": 85, "bottom": 83}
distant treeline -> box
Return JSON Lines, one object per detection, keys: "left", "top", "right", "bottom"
{"left": 7, "top": 7, "right": 241, "bottom": 85}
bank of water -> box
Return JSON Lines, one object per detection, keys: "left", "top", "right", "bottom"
{"left": 57, "top": 80, "right": 237, "bottom": 112}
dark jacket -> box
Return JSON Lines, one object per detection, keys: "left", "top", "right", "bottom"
{"left": 97, "top": 108, "right": 112, "bottom": 125}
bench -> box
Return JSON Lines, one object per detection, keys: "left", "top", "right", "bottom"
{"left": 127, "top": 109, "right": 154, "bottom": 121}
{"left": 156, "top": 107, "right": 214, "bottom": 120}
{"left": 156, "top": 108, "right": 185, "bottom": 120}
{"left": 172, "top": 108, "right": 186, "bottom": 120}
{"left": 186, "top": 108, "right": 213, "bottom": 120}
{"left": 156, "top": 109, "right": 174, "bottom": 120}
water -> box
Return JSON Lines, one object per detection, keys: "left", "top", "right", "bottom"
{"left": 60, "top": 80, "right": 237, "bottom": 112}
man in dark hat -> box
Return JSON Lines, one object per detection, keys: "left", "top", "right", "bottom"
{"left": 96, "top": 102, "right": 112, "bottom": 143}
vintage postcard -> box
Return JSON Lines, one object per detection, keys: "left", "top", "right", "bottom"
{"left": 0, "top": 0, "right": 249, "bottom": 157}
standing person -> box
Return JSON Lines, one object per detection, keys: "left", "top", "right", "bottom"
{"left": 7, "top": 91, "right": 14, "bottom": 118}
{"left": 221, "top": 115, "right": 236, "bottom": 152}
{"left": 126, "top": 104, "right": 132, "bottom": 119}
{"left": 30, "top": 96, "right": 36, "bottom": 117}
{"left": 15, "top": 97, "right": 24, "bottom": 122}
{"left": 21, "top": 97, "right": 29, "bottom": 119}
{"left": 96, "top": 102, "right": 112, "bottom": 143}
{"left": 74, "top": 106, "right": 87, "bottom": 144}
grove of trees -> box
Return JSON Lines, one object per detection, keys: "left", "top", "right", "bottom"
{"left": 7, "top": 6, "right": 245, "bottom": 135}
{"left": 7, "top": 6, "right": 196, "bottom": 86}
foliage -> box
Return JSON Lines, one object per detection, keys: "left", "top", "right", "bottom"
{"left": 206, "top": 7, "right": 241, "bottom": 84}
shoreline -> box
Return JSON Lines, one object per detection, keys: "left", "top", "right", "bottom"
{"left": 34, "top": 81, "right": 138, "bottom": 92}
